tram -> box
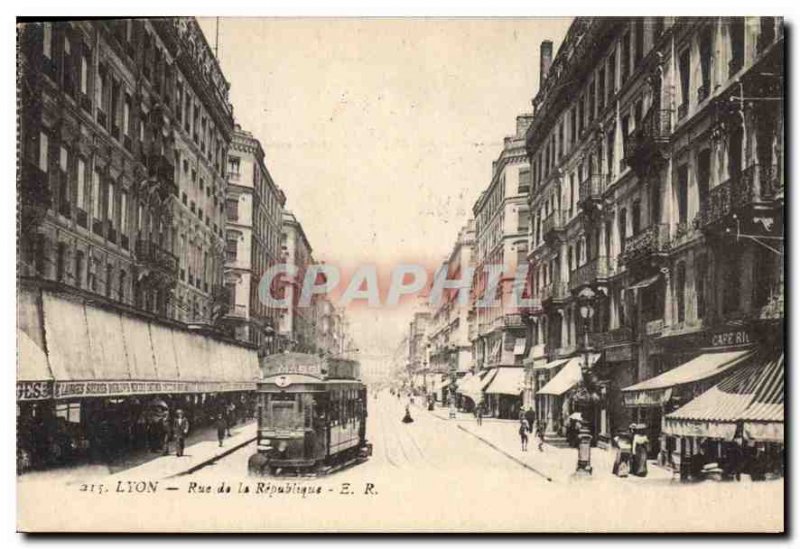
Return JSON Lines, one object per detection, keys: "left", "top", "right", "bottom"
{"left": 248, "top": 352, "right": 371, "bottom": 476}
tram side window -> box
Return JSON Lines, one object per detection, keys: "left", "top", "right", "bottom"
{"left": 56, "top": 403, "right": 81, "bottom": 424}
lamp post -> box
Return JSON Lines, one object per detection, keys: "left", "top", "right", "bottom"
{"left": 576, "top": 287, "right": 596, "bottom": 476}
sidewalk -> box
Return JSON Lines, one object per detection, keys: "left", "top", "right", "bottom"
{"left": 425, "top": 404, "right": 674, "bottom": 484}
{"left": 426, "top": 404, "right": 510, "bottom": 424}
{"left": 110, "top": 421, "right": 257, "bottom": 480}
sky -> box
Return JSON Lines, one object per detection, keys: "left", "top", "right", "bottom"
{"left": 198, "top": 17, "right": 572, "bottom": 370}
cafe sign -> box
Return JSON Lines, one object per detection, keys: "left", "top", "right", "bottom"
{"left": 709, "top": 325, "right": 753, "bottom": 349}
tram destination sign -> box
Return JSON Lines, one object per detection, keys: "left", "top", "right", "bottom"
{"left": 265, "top": 361, "right": 324, "bottom": 377}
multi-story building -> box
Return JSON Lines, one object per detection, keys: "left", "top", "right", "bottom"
{"left": 18, "top": 18, "right": 233, "bottom": 324}
{"left": 468, "top": 115, "right": 532, "bottom": 418}
{"left": 222, "top": 125, "right": 286, "bottom": 351}
{"left": 279, "top": 210, "right": 318, "bottom": 353}
{"left": 407, "top": 310, "right": 431, "bottom": 391}
{"left": 525, "top": 17, "right": 783, "bottom": 463}
{"left": 427, "top": 221, "right": 476, "bottom": 401}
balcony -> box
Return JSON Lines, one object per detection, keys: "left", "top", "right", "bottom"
{"left": 589, "top": 326, "right": 633, "bottom": 349}
{"left": 135, "top": 239, "right": 179, "bottom": 279}
{"left": 541, "top": 279, "right": 570, "bottom": 306}
{"left": 147, "top": 153, "right": 178, "bottom": 200}
{"left": 224, "top": 303, "right": 249, "bottom": 320}
{"left": 19, "top": 161, "right": 51, "bottom": 231}
{"left": 645, "top": 318, "right": 665, "bottom": 337}
{"left": 624, "top": 106, "right": 672, "bottom": 177}
{"left": 570, "top": 256, "right": 612, "bottom": 292}
{"left": 578, "top": 174, "right": 607, "bottom": 215}
{"left": 695, "top": 164, "right": 782, "bottom": 232}
{"left": 542, "top": 209, "right": 567, "bottom": 245}
{"left": 619, "top": 223, "right": 670, "bottom": 266}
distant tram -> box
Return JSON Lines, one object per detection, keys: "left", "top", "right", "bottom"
{"left": 248, "top": 353, "right": 371, "bottom": 476}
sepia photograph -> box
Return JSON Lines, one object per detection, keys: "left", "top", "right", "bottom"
{"left": 15, "top": 14, "right": 784, "bottom": 533}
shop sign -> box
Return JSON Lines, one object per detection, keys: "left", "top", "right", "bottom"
{"left": 53, "top": 380, "right": 256, "bottom": 399}
{"left": 17, "top": 381, "right": 53, "bottom": 401}
{"left": 266, "top": 362, "right": 323, "bottom": 377}
{"left": 710, "top": 326, "right": 752, "bottom": 348}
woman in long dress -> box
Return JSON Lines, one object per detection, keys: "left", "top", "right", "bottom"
{"left": 402, "top": 405, "right": 414, "bottom": 424}
{"left": 632, "top": 427, "right": 649, "bottom": 477}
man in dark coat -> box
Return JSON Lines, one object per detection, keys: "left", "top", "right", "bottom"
{"left": 173, "top": 409, "right": 190, "bottom": 457}
{"left": 524, "top": 407, "right": 536, "bottom": 433}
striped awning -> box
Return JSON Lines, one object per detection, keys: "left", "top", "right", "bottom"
{"left": 537, "top": 354, "right": 600, "bottom": 396}
{"left": 664, "top": 352, "right": 784, "bottom": 442}
{"left": 622, "top": 350, "right": 753, "bottom": 408}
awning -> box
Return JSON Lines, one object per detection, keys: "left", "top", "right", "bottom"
{"left": 626, "top": 273, "right": 661, "bottom": 292}
{"left": 538, "top": 354, "right": 600, "bottom": 396}
{"left": 513, "top": 338, "right": 526, "bottom": 356}
{"left": 456, "top": 372, "right": 475, "bottom": 391}
{"left": 664, "top": 353, "right": 783, "bottom": 442}
{"left": 458, "top": 369, "right": 498, "bottom": 402}
{"left": 484, "top": 367, "right": 524, "bottom": 395}
{"left": 622, "top": 350, "right": 753, "bottom": 408}
{"left": 533, "top": 357, "right": 570, "bottom": 371}
{"left": 21, "top": 288, "right": 259, "bottom": 400}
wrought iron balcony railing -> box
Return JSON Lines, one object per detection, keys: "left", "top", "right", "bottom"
{"left": 695, "top": 164, "right": 782, "bottom": 230}
{"left": 135, "top": 239, "right": 179, "bottom": 277}
{"left": 542, "top": 209, "right": 567, "bottom": 243}
{"left": 619, "top": 223, "right": 670, "bottom": 265}
{"left": 570, "top": 256, "right": 612, "bottom": 292}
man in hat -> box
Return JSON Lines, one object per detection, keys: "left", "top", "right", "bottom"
{"left": 173, "top": 409, "right": 190, "bottom": 457}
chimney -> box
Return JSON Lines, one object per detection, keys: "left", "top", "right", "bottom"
{"left": 540, "top": 40, "right": 553, "bottom": 88}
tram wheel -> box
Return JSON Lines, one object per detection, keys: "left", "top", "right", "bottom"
{"left": 248, "top": 453, "right": 269, "bottom": 476}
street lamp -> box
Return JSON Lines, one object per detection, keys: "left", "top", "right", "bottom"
{"left": 576, "top": 287, "right": 595, "bottom": 476}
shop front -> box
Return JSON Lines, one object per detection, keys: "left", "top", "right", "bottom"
{"left": 663, "top": 351, "right": 784, "bottom": 481}
{"left": 17, "top": 286, "right": 260, "bottom": 473}
{"left": 536, "top": 354, "right": 599, "bottom": 437}
{"left": 483, "top": 367, "right": 524, "bottom": 419}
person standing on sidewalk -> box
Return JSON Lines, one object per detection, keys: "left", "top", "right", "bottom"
{"left": 476, "top": 402, "right": 484, "bottom": 426}
{"left": 173, "top": 409, "right": 190, "bottom": 457}
{"left": 524, "top": 407, "right": 536, "bottom": 434}
{"left": 536, "top": 421, "right": 545, "bottom": 452}
{"left": 519, "top": 418, "right": 530, "bottom": 452}
{"left": 160, "top": 413, "right": 171, "bottom": 456}
{"left": 215, "top": 413, "right": 227, "bottom": 448}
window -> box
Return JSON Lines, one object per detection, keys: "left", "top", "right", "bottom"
{"left": 677, "top": 164, "right": 689, "bottom": 224}
{"left": 699, "top": 27, "right": 713, "bottom": 101}
{"left": 106, "top": 264, "right": 113, "bottom": 297}
{"left": 621, "top": 31, "right": 631, "bottom": 81}
{"left": 517, "top": 209, "right": 530, "bottom": 233}
{"left": 676, "top": 262, "right": 686, "bottom": 323}
{"left": 632, "top": 200, "right": 641, "bottom": 235}
{"left": 608, "top": 50, "right": 616, "bottom": 98}
{"left": 56, "top": 243, "right": 66, "bottom": 282}
{"left": 120, "top": 190, "right": 128, "bottom": 233}
{"left": 679, "top": 49, "right": 691, "bottom": 110}
{"left": 80, "top": 51, "right": 89, "bottom": 95}
{"left": 42, "top": 23, "right": 52, "bottom": 59}
{"left": 74, "top": 250, "right": 84, "bottom": 288}
{"left": 696, "top": 255, "right": 707, "bottom": 320}
{"left": 119, "top": 270, "right": 127, "bottom": 301}
{"left": 697, "top": 149, "right": 711, "bottom": 208}
{"left": 597, "top": 67, "right": 606, "bottom": 111}
{"left": 226, "top": 237, "right": 238, "bottom": 262}
{"left": 38, "top": 131, "right": 49, "bottom": 172}
{"left": 123, "top": 95, "right": 131, "bottom": 135}
{"left": 226, "top": 198, "right": 239, "bottom": 221}
{"left": 76, "top": 158, "right": 85, "bottom": 210}
{"left": 729, "top": 18, "right": 745, "bottom": 75}
{"left": 107, "top": 181, "right": 115, "bottom": 226}
{"left": 518, "top": 168, "right": 531, "bottom": 194}
{"left": 619, "top": 208, "right": 627, "bottom": 250}
{"left": 634, "top": 18, "right": 644, "bottom": 66}
{"left": 92, "top": 168, "right": 101, "bottom": 219}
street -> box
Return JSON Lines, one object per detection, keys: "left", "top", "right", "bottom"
{"left": 191, "top": 389, "right": 547, "bottom": 484}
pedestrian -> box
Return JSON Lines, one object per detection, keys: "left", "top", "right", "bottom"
{"left": 226, "top": 403, "right": 235, "bottom": 437}
{"left": 215, "top": 413, "right": 227, "bottom": 448}
{"left": 524, "top": 407, "right": 536, "bottom": 433}
{"left": 536, "top": 421, "right": 545, "bottom": 452}
{"left": 476, "top": 402, "right": 484, "bottom": 426}
{"left": 402, "top": 405, "right": 414, "bottom": 424}
{"left": 160, "top": 413, "right": 171, "bottom": 456}
{"left": 612, "top": 431, "right": 632, "bottom": 477}
{"left": 173, "top": 409, "right": 190, "bottom": 457}
{"left": 727, "top": 437, "right": 744, "bottom": 481}
{"left": 519, "top": 418, "right": 530, "bottom": 452}
{"left": 631, "top": 424, "right": 649, "bottom": 477}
